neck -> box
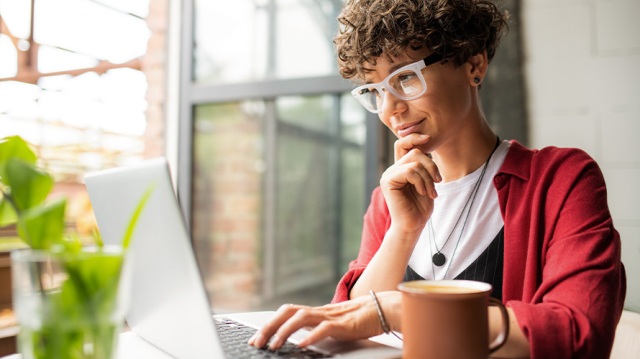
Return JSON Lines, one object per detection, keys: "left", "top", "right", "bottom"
{"left": 431, "top": 121, "right": 498, "bottom": 182}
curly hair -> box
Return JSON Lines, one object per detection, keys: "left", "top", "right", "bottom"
{"left": 334, "top": 0, "right": 509, "bottom": 80}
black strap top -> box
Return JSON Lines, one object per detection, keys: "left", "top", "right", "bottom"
{"left": 403, "top": 227, "right": 504, "bottom": 300}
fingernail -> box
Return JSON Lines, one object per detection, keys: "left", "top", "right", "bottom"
{"left": 253, "top": 333, "right": 265, "bottom": 348}
{"left": 435, "top": 173, "right": 442, "bottom": 182}
{"left": 269, "top": 334, "right": 283, "bottom": 350}
{"left": 247, "top": 333, "right": 256, "bottom": 345}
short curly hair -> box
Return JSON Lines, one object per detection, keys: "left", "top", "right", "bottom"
{"left": 334, "top": 0, "right": 509, "bottom": 80}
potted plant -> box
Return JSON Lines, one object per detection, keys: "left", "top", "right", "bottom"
{"left": 0, "top": 135, "right": 152, "bottom": 359}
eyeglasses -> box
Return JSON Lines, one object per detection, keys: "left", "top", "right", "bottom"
{"left": 351, "top": 53, "right": 443, "bottom": 113}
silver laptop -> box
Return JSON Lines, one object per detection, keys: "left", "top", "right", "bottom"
{"left": 84, "top": 157, "right": 402, "bottom": 359}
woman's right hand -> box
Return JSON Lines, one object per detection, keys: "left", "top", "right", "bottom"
{"left": 379, "top": 133, "right": 440, "bottom": 235}
{"left": 248, "top": 291, "right": 402, "bottom": 350}
{"left": 347, "top": 133, "right": 441, "bottom": 298}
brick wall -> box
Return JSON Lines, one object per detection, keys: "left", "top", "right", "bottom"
{"left": 191, "top": 112, "right": 264, "bottom": 311}
{"left": 143, "top": 0, "right": 169, "bottom": 159}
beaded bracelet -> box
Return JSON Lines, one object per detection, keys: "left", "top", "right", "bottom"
{"left": 369, "top": 290, "right": 403, "bottom": 341}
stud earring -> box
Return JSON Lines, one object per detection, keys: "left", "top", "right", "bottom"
{"left": 473, "top": 77, "right": 481, "bottom": 84}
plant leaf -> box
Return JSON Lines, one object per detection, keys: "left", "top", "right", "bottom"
{"left": 0, "top": 198, "right": 17, "bottom": 226}
{"left": 4, "top": 158, "right": 54, "bottom": 211}
{"left": 17, "top": 198, "right": 66, "bottom": 249}
{"left": 0, "top": 136, "right": 37, "bottom": 181}
{"left": 121, "top": 184, "right": 155, "bottom": 249}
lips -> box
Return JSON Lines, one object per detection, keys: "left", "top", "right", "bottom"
{"left": 396, "top": 119, "right": 425, "bottom": 138}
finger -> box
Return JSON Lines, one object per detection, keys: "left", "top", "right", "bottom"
{"left": 405, "top": 163, "right": 430, "bottom": 196}
{"left": 407, "top": 163, "right": 438, "bottom": 198}
{"left": 383, "top": 160, "right": 435, "bottom": 198}
{"left": 395, "top": 148, "right": 441, "bottom": 184}
{"left": 301, "top": 300, "right": 382, "bottom": 345}
{"left": 394, "top": 134, "right": 430, "bottom": 161}
{"left": 393, "top": 149, "right": 441, "bottom": 198}
{"left": 249, "top": 304, "right": 302, "bottom": 348}
{"left": 297, "top": 320, "right": 339, "bottom": 347}
{"left": 269, "top": 308, "right": 324, "bottom": 350}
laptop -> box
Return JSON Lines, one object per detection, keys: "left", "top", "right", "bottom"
{"left": 84, "top": 157, "right": 402, "bottom": 359}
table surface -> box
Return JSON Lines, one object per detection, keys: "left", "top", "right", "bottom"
{"left": 3, "top": 330, "right": 407, "bottom": 359}
{"left": 2, "top": 331, "right": 172, "bottom": 359}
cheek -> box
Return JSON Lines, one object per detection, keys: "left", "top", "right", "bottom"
{"left": 430, "top": 78, "right": 470, "bottom": 113}
{"left": 378, "top": 115, "right": 395, "bottom": 133}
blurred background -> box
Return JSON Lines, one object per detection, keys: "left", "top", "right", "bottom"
{"left": 0, "top": 0, "right": 638, "bottom": 351}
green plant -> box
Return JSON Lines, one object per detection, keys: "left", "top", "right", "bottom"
{"left": 0, "top": 135, "right": 152, "bottom": 359}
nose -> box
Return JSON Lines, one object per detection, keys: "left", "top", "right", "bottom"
{"left": 379, "top": 89, "right": 407, "bottom": 117}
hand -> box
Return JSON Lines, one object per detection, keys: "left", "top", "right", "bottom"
{"left": 380, "top": 134, "right": 440, "bottom": 234}
{"left": 248, "top": 291, "right": 401, "bottom": 350}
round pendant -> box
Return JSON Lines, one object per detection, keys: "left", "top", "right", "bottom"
{"left": 432, "top": 252, "right": 446, "bottom": 266}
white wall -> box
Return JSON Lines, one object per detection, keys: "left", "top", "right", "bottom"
{"left": 521, "top": 0, "right": 640, "bottom": 312}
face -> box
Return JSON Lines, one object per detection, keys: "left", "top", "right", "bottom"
{"left": 361, "top": 49, "right": 477, "bottom": 153}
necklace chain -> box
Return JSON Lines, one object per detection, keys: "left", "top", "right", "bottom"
{"left": 428, "top": 136, "right": 500, "bottom": 280}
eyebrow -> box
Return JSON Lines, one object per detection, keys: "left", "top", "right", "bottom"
{"left": 362, "top": 53, "right": 443, "bottom": 85}
{"left": 364, "top": 60, "right": 415, "bottom": 85}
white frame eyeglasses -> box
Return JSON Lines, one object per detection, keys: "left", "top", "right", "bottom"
{"left": 351, "top": 53, "right": 443, "bottom": 113}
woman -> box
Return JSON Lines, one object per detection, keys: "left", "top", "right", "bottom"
{"left": 249, "top": 0, "right": 626, "bottom": 357}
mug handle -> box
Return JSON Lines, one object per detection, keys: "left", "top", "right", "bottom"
{"left": 488, "top": 297, "right": 510, "bottom": 353}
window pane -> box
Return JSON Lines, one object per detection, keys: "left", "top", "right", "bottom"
{"left": 192, "top": 95, "right": 367, "bottom": 312}
{"left": 192, "top": 102, "right": 266, "bottom": 310}
{"left": 273, "top": 113, "right": 336, "bottom": 300}
{"left": 0, "top": 35, "right": 18, "bottom": 78}
{"left": 341, "top": 94, "right": 366, "bottom": 145}
{"left": 193, "top": 0, "right": 341, "bottom": 84}
{"left": 340, "top": 147, "right": 365, "bottom": 274}
{"left": 0, "top": 0, "right": 31, "bottom": 39}
{"left": 278, "top": 96, "right": 335, "bottom": 133}
{"left": 340, "top": 95, "right": 366, "bottom": 274}
{"left": 0, "top": 0, "right": 152, "bottom": 188}
{"left": 34, "top": 0, "right": 150, "bottom": 64}
{"left": 38, "top": 46, "right": 99, "bottom": 73}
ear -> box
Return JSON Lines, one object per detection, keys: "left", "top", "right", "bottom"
{"left": 466, "top": 51, "right": 489, "bottom": 86}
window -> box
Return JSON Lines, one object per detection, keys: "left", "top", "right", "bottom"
{"left": 183, "top": 0, "right": 375, "bottom": 311}
{"left": 0, "top": 0, "right": 159, "bottom": 240}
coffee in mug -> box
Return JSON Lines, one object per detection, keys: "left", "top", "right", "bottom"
{"left": 397, "top": 280, "right": 509, "bottom": 359}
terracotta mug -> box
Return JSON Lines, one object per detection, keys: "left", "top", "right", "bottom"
{"left": 397, "top": 280, "right": 509, "bottom": 359}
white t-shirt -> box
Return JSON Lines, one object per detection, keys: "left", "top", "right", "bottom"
{"left": 408, "top": 140, "right": 511, "bottom": 280}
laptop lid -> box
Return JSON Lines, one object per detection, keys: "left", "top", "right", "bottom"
{"left": 85, "top": 158, "right": 223, "bottom": 358}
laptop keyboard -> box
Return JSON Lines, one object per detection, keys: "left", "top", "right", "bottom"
{"left": 215, "top": 318, "right": 331, "bottom": 358}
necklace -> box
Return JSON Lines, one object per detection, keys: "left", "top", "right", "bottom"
{"left": 428, "top": 137, "right": 501, "bottom": 278}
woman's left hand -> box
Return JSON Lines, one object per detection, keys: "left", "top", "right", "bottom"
{"left": 248, "top": 291, "right": 401, "bottom": 350}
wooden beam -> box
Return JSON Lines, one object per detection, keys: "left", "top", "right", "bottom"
{"left": 0, "top": 58, "right": 143, "bottom": 84}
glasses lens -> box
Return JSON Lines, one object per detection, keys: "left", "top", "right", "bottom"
{"left": 389, "top": 69, "right": 424, "bottom": 98}
{"left": 354, "top": 87, "right": 381, "bottom": 112}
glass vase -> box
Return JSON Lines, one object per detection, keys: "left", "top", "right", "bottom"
{"left": 11, "top": 247, "right": 131, "bottom": 359}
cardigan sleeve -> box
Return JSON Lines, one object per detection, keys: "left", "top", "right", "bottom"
{"left": 501, "top": 146, "right": 626, "bottom": 359}
{"left": 332, "top": 187, "right": 391, "bottom": 303}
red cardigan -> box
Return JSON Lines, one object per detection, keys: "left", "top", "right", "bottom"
{"left": 332, "top": 140, "right": 626, "bottom": 358}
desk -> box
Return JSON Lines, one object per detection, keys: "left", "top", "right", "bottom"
{"left": 2, "top": 329, "right": 403, "bottom": 359}
{"left": 1, "top": 331, "right": 173, "bottom": 359}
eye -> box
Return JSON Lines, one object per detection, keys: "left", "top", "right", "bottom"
{"left": 398, "top": 73, "right": 418, "bottom": 83}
